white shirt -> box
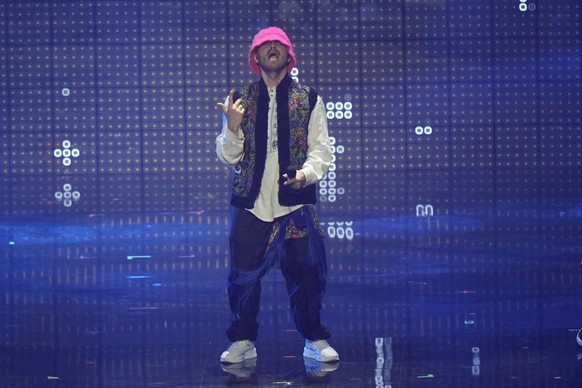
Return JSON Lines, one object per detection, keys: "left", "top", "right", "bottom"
{"left": 216, "top": 86, "right": 332, "bottom": 222}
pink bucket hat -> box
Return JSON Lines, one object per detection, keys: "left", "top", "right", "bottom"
{"left": 248, "top": 27, "right": 296, "bottom": 76}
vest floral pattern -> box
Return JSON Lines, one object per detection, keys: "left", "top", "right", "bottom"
{"left": 230, "top": 76, "right": 317, "bottom": 209}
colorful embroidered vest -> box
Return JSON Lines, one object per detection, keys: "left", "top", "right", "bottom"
{"left": 230, "top": 76, "right": 318, "bottom": 209}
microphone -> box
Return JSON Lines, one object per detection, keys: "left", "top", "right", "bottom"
{"left": 286, "top": 166, "right": 296, "bottom": 179}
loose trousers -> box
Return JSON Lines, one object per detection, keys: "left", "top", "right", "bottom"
{"left": 226, "top": 206, "right": 330, "bottom": 342}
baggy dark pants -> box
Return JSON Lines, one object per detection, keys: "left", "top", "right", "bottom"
{"left": 226, "top": 206, "right": 331, "bottom": 342}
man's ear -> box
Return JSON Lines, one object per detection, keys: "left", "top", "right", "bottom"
{"left": 254, "top": 53, "right": 259, "bottom": 64}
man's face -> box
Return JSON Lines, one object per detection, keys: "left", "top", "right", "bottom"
{"left": 254, "top": 40, "right": 290, "bottom": 74}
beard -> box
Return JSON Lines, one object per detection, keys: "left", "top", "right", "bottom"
{"left": 257, "top": 49, "right": 289, "bottom": 75}
{"left": 259, "top": 59, "right": 287, "bottom": 74}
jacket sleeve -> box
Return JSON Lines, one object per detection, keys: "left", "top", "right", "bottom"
{"left": 215, "top": 95, "right": 245, "bottom": 166}
{"left": 300, "top": 96, "right": 332, "bottom": 186}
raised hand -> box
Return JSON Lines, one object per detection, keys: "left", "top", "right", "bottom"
{"left": 217, "top": 90, "right": 245, "bottom": 133}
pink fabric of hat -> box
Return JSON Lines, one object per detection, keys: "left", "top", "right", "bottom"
{"left": 248, "top": 27, "right": 296, "bottom": 76}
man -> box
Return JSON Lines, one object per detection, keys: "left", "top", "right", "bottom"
{"left": 216, "top": 26, "right": 339, "bottom": 364}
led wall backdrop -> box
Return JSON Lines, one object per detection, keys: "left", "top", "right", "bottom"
{"left": 0, "top": 0, "right": 581, "bottom": 219}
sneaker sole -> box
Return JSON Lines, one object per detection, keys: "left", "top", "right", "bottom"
{"left": 303, "top": 348, "right": 339, "bottom": 363}
{"left": 220, "top": 348, "right": 258, "bottom": 364}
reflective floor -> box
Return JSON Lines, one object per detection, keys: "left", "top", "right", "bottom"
{"left": 1, "top": 169, "right": 582, "bottom": 387}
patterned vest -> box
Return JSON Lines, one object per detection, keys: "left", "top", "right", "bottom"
{"left": 230, "top": 76, "right": 318, "bottom": 209}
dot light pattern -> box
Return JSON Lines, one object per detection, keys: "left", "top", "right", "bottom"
{"left": 0, "top": 0, "right": 581, "bottom": 217}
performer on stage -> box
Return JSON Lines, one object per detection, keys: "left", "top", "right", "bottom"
{"left": 216, "top": 26, "right": 338, "bottom": 364}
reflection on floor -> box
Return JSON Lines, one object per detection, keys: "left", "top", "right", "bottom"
{"left": 1, "top": 169, "right": 582, "bottom": 387}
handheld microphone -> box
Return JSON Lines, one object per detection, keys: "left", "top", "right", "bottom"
{"left": 286, "top": 166, "right": 296, "bottom": 179}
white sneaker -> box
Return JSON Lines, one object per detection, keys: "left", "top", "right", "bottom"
{"left": 577, "top": 329, "right": 582, "bottom": 347}
{"left": 220, "top": 340, "right": 257, "bottom": 364}
{"left": 303, "top": 339, "right": 339, "bottom": 362}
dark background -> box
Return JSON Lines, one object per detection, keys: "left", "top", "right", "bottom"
{"left": 1, "top": 0, "right": 580, "bottom": 220}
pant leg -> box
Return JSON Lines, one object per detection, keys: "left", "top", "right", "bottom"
{"left": 226, "top": 208, "right": 272, "bottom": 342}
{"left": 280, "top": 236, "right": 331, "bottom": 341}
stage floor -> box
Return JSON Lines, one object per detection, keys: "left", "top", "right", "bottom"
{"left": 1, "top": 170, "right": 582, "bottom": 387}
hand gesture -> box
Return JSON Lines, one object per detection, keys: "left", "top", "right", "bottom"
{"left": 283, "top": 170, "right": 306, "bottom": 189}
{"left": 217, "top": 90, "right": 245, "bottom": 133}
